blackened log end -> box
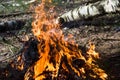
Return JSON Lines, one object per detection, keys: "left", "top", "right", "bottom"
{"left": 57, "top": 17, "right": 65, "bottom": 25}
{"left": 72, "top": 59, "right": 85, "bottom": 68}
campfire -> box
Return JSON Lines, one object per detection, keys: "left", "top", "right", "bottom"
{"left": 0, "top": 0, "right": 108, "bottom": 80}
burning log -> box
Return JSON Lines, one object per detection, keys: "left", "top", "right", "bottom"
{"left": 57, "top": 0, "right": 120, "bottom": 25}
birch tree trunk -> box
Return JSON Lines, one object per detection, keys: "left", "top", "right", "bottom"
{"left": 58, "top": 0, "right": 120, "bottom": 24}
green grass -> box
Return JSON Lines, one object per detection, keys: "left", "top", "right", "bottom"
{"left": 0, "top": 0, "right": 32, "bottom": 14}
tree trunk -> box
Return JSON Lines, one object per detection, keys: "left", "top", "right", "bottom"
{"left": 58, "top": 0, "right": 120, "bottom": 24}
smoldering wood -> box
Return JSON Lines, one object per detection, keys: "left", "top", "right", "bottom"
{"left": 0, "top": 20, "right": 26, "bottom": 32}
{"left": 58, "top": 0, "right": 120, "bottom": 24}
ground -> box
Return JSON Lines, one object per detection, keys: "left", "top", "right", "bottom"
{"left": 0, "top": 0, "right": 120, "bottom": 80}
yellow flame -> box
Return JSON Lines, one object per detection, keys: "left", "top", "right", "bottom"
{"left": 32, "top": 0, "right": 108, "bottom": 80}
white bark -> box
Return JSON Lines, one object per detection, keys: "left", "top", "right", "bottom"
{"left": 58, "top": 0, "right": 120, "bottom": 23}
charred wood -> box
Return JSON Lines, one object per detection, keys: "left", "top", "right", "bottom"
{"left": 12, "top": 38, "right": 39, "bottom": 70}
{"left": 0, "top": 38, "right": 39, "bottom": 80}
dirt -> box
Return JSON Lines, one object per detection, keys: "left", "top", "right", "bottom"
{"left": 62, "top": 25, "right": 120, "bottom": 80}
{"left": 63, "top": 25, "right": 120, "bottom": 55}
{"left": 0, "top": 2, "right": 120, "bottom": 80}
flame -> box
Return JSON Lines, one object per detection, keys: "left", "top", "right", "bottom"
{"left": 31, "top": 0, "right": 108, "bottom": 80}
{"left": 85, "top": 43, "right": 108, "bottom": 80}
{"left": 87, "top": 43, "right": 99, "bottom": 59}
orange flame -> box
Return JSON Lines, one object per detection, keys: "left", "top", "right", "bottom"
{"left": 32, "top": 0, "right": 108, "bottom": 80}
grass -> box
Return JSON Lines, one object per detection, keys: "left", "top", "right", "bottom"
{"left": 0, "top": 0, "right": 33, "bottom": 14}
